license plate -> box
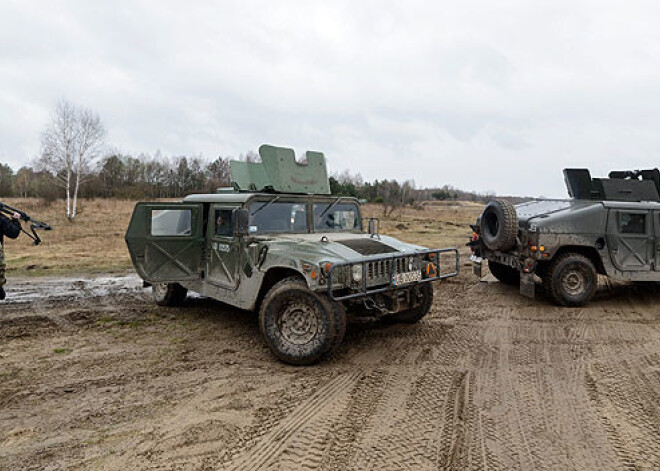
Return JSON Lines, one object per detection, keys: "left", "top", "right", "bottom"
{"left": 393, "top": 270, "right": 422, "bottom": 286}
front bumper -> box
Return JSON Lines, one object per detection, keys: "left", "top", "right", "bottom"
{"left": 326, "top": 248, "right": 459, "bottom": 301}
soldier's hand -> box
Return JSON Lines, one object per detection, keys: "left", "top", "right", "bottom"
{"left": 12, "top": 212, "right": 20, "bottom": 220}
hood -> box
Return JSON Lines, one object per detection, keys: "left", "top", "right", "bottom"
{"left": 514, "top": 199, "right": 605, "bottom": 234}
{"left": 514, "top": 200, "right": 599, "bottom": 223}
{"left": 257, "top": 232, "right": 427, "bottom": 264}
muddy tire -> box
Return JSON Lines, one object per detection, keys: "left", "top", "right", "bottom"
{"left": 543, "top": 254, "right": 597, "bottom": 307}
{"left": 480, "top": 199, "right": 518, "bottom": 251}
{"left": 488, "top": 261, "right": 520, "bottom": 285}
{"left": 259, "top": 277, "right": 346, "bottom": 365}
{"left": 153, "top": 283, "right": 188, "bottom": 306}
{"left": 382, "top": 283, "right": 434, "bottom": 324}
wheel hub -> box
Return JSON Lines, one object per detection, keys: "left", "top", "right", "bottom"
{"left": 278, "top": 300, "right": 319, "bottom": 345}
{"left": 563, "top": 270, "right": 585, "bottom": 295}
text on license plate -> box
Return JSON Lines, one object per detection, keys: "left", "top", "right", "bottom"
{"left": 392, "top": 270, "right": 422, "bottom": 286}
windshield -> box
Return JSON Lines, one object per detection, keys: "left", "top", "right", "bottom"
{"left": 249, "top": 201, "right": 308, "bottom": 234}
{"left": 313, "top": 202, "right": 361, "bottom": 231}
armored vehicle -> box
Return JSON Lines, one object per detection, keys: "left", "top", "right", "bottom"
{"left": 126, "top": 145, "right": 459, "bottom": 364}
{"left": 469, "top": 168, "right": 660, "bottom": 306}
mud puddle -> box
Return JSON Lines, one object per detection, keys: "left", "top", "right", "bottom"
{"left": 2, "top": 273, "right": 147, "bottom": 305}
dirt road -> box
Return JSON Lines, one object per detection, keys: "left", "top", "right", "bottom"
{"left": 2, "top": 271, "right": 660, "bottom": 470}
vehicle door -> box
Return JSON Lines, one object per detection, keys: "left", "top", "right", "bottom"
{"left": 606, "top": 209, "right": 653, "bottom": 271}
{"left": 125, "top": 202, "right": 204, "bottom": 282}
{"left": 653, "top": 211, "right": 660, "bottom": 271}
{"left": 206, "top": 205, "right": 241, "bottom": 289}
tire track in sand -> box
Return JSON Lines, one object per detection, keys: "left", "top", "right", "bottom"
{"left": 226, "top": 372, "right": 361, "bottom": 471}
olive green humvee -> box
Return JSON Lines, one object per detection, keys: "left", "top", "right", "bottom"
{"left": 126, "top": 145, "right": 459, "bottom": 364}
{"left": 469, "top": 168, "right": 660, "bottom": 307}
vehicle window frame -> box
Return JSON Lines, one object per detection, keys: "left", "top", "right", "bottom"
{"left": 149, "top": 208, "right": 194, "bottom": 237}
{"left": 618, "top": 211, "right": 648, "bottom": 235}
{"left": 212, "top": 208, "right": 235, "bottom": 239}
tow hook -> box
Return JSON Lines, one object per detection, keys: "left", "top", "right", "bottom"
{"left": 363, "top": 297, "right": 388, "bottom": 314}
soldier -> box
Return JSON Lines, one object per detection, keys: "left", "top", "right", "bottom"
{"left": 0, "top": 212, "right": 21, "bottom": 301}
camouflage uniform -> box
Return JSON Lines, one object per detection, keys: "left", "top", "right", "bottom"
{"left": 0, "top": 241, "right": 5, "bottom": 287}
{"left": 0, "top": 216, "right": 21, "bottom": 289}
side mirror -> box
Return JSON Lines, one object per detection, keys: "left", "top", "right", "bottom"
{"left": 233, "top": 208, "right": 250, "bottom": 236}
{"left": 367, "top": 218, "right": 379, "bottom": 236}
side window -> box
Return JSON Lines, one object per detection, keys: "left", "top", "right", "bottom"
{"left": 620, "top": 213, "right": 646, "bottom": 234}
{"left": 214, "top": 209, "right": 233, "bottom": 237}
{"left": 151, "top": 209, "right": 192, "bottom": 236}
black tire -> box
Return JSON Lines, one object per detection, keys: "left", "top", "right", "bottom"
{"left": 543, "top": 254, "right": 597, "bottom": 307}
{"left": 152, "top": 283, "right": 188, "bottom": 306}
{"left": 488, "top": 261, "right": 520, "bottom": 285}
{"left": 259, "top": 277, "right": 346, "bottom": 365}
{"left": 383, "top": 283, "right": 434, "bottom": 324}
{"left": 480, "top": 199, "right": 518, "bottom": 251}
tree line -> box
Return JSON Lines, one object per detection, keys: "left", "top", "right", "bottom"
{"left": 0, "top": 157, "right": 493, "bottom": 203}
{"left": 0, "top": 152, "right": 235, "bottom": 200}
{"left": 0, "top": 100, "right": 498, "bottom": 219}
{"left": 328, "top": 171, "right": 494, "bottom": 215}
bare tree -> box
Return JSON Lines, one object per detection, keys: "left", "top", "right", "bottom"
{"left": 38, "top": 100, "right": 105, "bottom": 220}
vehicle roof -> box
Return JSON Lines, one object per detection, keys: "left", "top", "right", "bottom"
{"left": 182, "top": 193, "right": 359, "bottom": 204}
{"left": 602, "top": 200, "right": 660, "bottom": 209}
{"left": 515, "top": 198, "right": 660, "bottom": 223}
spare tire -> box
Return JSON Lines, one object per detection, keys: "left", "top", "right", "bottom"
{"left": 480, "top": 199, "right": 518, "bottom": 251}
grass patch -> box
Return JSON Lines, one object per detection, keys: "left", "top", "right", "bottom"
{"left": 53, "top": 348, "right": 68, "bottom": 354}
{"left": 2, "top": 198, "right": 139, "bottom": 276}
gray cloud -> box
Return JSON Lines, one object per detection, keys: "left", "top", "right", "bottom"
{"left": 2, "top": 0, "right": 660, "bottom": 197}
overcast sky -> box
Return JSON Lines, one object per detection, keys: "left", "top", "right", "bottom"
{"left": 2, "top": 1, "right": 660, "bottom": 197}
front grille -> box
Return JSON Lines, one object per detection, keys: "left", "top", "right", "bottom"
{"left": 365, "top": 257, "right": 411, "bottom": 284}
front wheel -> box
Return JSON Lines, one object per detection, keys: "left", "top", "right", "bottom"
{"left": 259, "top": 279, "right": 346, "bottom": 365}
{"left": 383, "top": 283, "right": 434, "bottom": 324}
{"left": 543, "top": 254, "right": 597, "bottom": 307}
{"left": 153, "top": 283, "right": 188, "bottom": 306}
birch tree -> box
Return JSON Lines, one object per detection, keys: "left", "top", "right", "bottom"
{"left": 38, "top": 100, "right": 105, "bottom": 220}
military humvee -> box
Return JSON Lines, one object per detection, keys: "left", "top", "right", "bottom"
{"left": 469, "top": 168, "right": 660, "bottom": 307}
{"left": 125, "top": 145, "right": 459, "bottom": 364}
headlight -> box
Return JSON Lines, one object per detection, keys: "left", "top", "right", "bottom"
{"left": 351, "top": 264, "right": 363, "bottom": 282}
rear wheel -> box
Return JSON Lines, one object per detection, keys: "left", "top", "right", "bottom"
{"left": 383, "top": 283, "right": 434, "bottom": 324}
{"left": 259, "top": 278, "right": 346, "bottom": 365}
{"left": 488, "top": 261, "right": 520, "bottom": 285}
{"left": 153, "top": 283, "right": 188, "bottom": 306}
{"left": 543, "top": 254, "right": 597, "bottom": 307}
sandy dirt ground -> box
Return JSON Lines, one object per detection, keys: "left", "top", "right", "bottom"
{"left": 2, "top": 268, "right": 660, "bottom": 470}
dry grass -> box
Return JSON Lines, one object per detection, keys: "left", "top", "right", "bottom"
{"left": 1, "top": 198, "right": 484, "bottom": 277}
{"left": 361, "top": 201, "right": 484, "bottom": 248}
{"left": 2, "top": 198, "right": 137, "bottom": 276}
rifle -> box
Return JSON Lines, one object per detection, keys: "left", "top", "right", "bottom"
{"left": 0, "top": 202, "right": 52, "bottom": 246}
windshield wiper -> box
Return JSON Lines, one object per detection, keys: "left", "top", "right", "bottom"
{"left": 251, "top": 196, "right": 280, "bottom": 216}
{"left": 318, "top": 197, "right": 342, "bottom": 219}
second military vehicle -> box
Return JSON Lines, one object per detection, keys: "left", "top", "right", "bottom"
{"left": 469, "top": 168, "right": 660, "bottom": 306}
{"left": 126, "top": 145, "right": 459, "bottom": 364}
